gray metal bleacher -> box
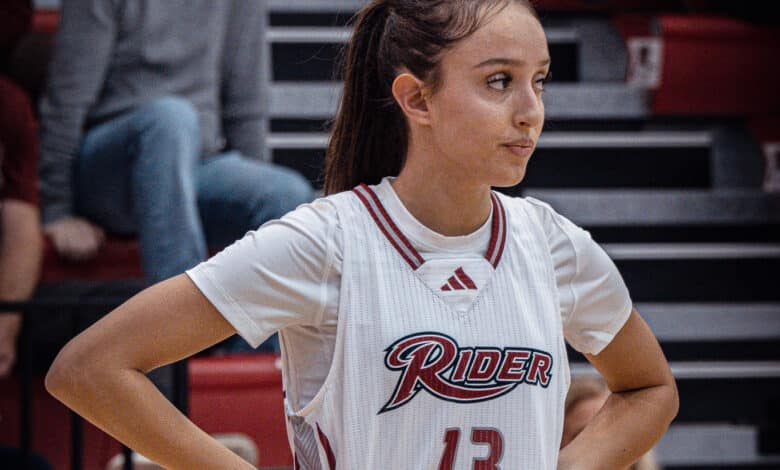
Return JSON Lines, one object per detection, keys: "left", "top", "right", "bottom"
{"left": 260, "top": 1, "right": 780, "bottom": 468}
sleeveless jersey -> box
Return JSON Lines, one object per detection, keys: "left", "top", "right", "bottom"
{"left": 286, "top": 184, "right": 570, "bottom": 469}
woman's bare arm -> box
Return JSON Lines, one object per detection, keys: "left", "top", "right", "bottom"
{"left": 45, "top": 274, "right": 256, "bottom": 470}
{"left": 0, "top": 200, "right": 43, "bottom": 377}
{"left": 557, "top": 308, "right": 679, "bottom": 470}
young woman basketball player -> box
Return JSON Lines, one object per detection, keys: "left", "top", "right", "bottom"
{"left": 46, "top": 1, "right": 678, "bottom": 468}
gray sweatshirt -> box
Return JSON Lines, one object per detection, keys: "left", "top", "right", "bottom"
{"left": 39, "top": 0, "right": 267, "bottom": 223}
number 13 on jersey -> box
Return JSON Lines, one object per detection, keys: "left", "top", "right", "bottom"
{"left": 439, "top": 427, "right": 503, "bottom": 470}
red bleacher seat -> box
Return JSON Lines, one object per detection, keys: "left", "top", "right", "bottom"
{"left": 612, "top": 13, "right": 655, "bottom": 38}
{"left": 651, "top": 15, "right": 780, "bottom": 115}
{"left": 749, "top": 116, "right": 780, "bottom": 143}
{"left": 31, "top": 9, "right": 58, "bottom": 35}
{"left": 189, "top": 354, "right": 293, "bottom": 468}
{"left": 0, "top": 355, "right": 292, "bottom": 469}
{"left": 40, "top": 235, "right": 227, "bottom": 283}
{"left": 41, "top": 236, "right": 144, "bottom": 283}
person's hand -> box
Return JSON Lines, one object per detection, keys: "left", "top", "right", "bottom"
{"left": 44, "top": 216, "right": 105, "bottom": 261}
{"left": 0, "top": 313, "right": 22, "bottom": 378}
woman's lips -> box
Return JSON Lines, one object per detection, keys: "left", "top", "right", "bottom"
{"left": 503, "top": 140, "right": 535, "bottom": 158}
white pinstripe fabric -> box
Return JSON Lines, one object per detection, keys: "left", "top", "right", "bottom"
{"left": 290, "top": 189, "right": 570, "bottom": 469}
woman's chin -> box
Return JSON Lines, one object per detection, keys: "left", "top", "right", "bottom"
{"left": 492, "top": 166, "right": 528, "bottom": 188}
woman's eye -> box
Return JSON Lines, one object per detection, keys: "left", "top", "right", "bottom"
{"left": 534, "top": 71, "right": 552, "bottom": 92}
{"left": 487, "top": 73, "right": 512, "bottom": 90}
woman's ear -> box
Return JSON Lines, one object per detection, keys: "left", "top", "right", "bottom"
{"left": 391, "top": 72, "right": 432, "bottom": 127}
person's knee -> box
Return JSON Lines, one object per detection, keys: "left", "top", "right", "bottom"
{"left": 136, "top": 95, "right": 199, "bottom": 141}
{"left": 286, "top": 170, "right": 314, "bottom": 205}
{"left": 132, "top": 96, "right": 201, "bottom": 175}
{"left": 276, "top": 169, "right": 314, "bottom": 211}
{"left": 249, "top": 168, "right": 313, "bottom": 225}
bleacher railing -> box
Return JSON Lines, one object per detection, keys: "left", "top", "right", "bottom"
{"left": 0, "top": 300, "right": 189, "bottom": 470}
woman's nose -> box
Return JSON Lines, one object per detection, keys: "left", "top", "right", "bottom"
{"left": 513, "top": 85, "right": 544, "bottom": 129}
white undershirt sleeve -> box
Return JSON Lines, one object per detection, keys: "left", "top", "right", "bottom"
{"left": 526, "top": 197, "right": 633, "bottom": 355}
{"left": 186, "top": 198, "right": 340, "bottom": 348}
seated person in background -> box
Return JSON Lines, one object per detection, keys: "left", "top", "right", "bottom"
{"left": 39, "top": 0, "right": 313, "bottom": 352}
{"left": 563, "top": 375, "right": 661, "bottom": 470}
{"left": 0, "top": 0, "right": 43, "bottom": 381}
{"left": 0, "top": 9, "right": 50, "bottom": 464}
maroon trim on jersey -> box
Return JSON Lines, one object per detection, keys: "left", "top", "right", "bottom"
{"left": 485, "top": 192, "right": 507, "bottom": 268}
{"left": 316, "top": 423, "right": 337, "bottom": 470}
{"left": 353, "top": 184, "right": 508, "bottom": 271}
{"left": 353, "top": 183, "right": 425, "bottom": 270}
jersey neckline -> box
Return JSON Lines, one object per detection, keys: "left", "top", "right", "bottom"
{"left": 352, "top": 183, "right": 507, "bottom": 271}
{"left": 376, "top": 177, "right": 493, "bottom": 253}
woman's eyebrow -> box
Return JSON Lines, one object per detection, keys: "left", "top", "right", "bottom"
{"left": 473, "top": 57, "right": 551, "bottom": 68}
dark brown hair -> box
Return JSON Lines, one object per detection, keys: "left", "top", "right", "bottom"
{"left": 323, "top": 0, "right": 537, "bottom": 195}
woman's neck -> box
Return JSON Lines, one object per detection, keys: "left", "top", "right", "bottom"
{"left": 391, "top": 157, "right": 493, "bottom": 237}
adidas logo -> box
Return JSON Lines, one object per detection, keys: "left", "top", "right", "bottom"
{"left": 440, "top": 267, "right": 476, "bottom": 291}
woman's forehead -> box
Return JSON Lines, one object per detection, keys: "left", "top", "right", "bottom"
{"left": 447, "top": 3, "right": 548, "bottom": 68}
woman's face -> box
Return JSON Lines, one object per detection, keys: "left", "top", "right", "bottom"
{"left": 425, "top": 2, "right": 549, "bottom": 188}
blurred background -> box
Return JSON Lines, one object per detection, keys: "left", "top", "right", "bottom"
{"left": 1, "top": 0, "right": 778, "bottom": 469}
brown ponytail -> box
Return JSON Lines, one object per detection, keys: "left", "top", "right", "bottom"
{"left": 323, "top": 0, "right": 537, "bottom": 195}
{"left": 324, "top": 1, "right": 405, "bottom": 195}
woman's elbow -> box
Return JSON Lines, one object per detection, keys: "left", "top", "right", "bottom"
{"left": 45, "top": 339, "right": 93, "bottom": 405}
{"left": 658, "top": 374, "right": 680, "bottom": 430}
{"left": 667, "top": 377, "right": 680, "bottom": 423}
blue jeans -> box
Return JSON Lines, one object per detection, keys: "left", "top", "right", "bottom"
{"left": 75, "top": 96, "right": 312, "bottom": 352}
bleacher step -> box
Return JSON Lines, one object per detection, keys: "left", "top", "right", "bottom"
{"left": 270, "top": 130, "right": 711, "bottom": 188}
{"left": 268, "top": 83, "right": 650, "bottom": 119}
{"left": 538, "top": 131, "right": 710, "bottom": 148}
{"left": 267, "top": 25, "right": 578, "bottom": 44}
{"left": 655, "top": 424, "right": 780, "bottom": 466}
{"left": 267, "top": 0, "right": 368, "bottom": 11}
{"left": 636, "top": 303, "right": 780, "bottom": 341}
{"left": 522, "top": 189, "right": 780, "bottom": 225}
{"left": 267, "top": 130, "right": 710, "bottom": 149}
{"left": 602, "top": 243, "right": 780, "bottom": 260}
{"left": 571, "top": 361, "right": 780, "bottom": 380}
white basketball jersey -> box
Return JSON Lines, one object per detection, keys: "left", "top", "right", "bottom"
{"left": 286, "top": 184, "right": 570, "bottom": 469}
